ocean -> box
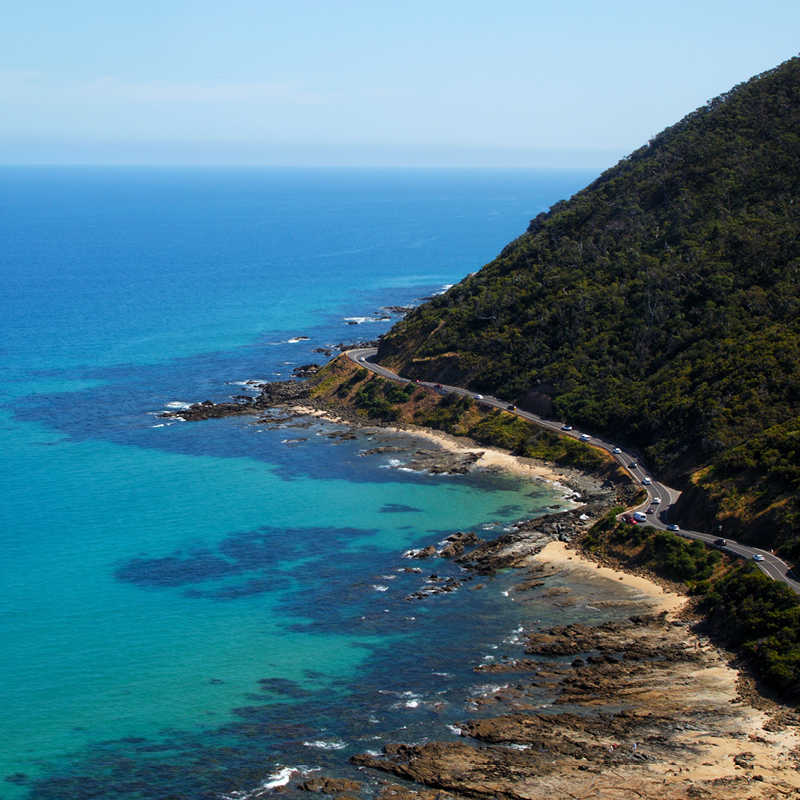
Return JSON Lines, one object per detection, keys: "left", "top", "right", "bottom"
{"left": 1, "top": 165, "right": 611, "bottom": 800}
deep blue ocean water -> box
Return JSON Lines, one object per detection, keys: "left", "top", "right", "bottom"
{"left": 0, "top": 166, "right": 621, "bottom": 800}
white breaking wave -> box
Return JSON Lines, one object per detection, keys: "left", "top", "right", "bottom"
{"left": 503, "top": 625, "right": 525, "bottom": 645}
{"left": 220, "top": 766, "right": 298, "bottom": 799}
{"left": 302, "top": 739, "right": 346, "bottom": 751}
{"left": 372, "top": 584, "right": 389, "bottom": 592}
{"left": 471, "top": 683, "right": 510, "bottom": 696}
{"left": 261, "top": 767, "right": 296, "bottom": 788}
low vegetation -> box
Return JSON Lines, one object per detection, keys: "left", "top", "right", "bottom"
{"left": 706, "top": 564, "right": 800, "bottom": 699}
{"left": 308, "top": 355, "right": 618, "bottom": 475}
{"left": 580, "top": 513, "right": 725, "bottom": 588}
{"left": 465, "top": 410, "right": 609, "bottom": 470}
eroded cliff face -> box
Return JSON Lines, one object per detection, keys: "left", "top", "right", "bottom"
{"left": 673, "top": 466, "right": 799, "bottom": 550}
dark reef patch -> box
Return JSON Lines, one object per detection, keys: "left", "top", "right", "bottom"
{"left": 115, "top": 548, "right": 242, "bottom": 587}
{"left": 114, "top": 526, "right": 374, "bottom": 600}
{"left": 492, "top": 503, "right": 524, "bottom": 518}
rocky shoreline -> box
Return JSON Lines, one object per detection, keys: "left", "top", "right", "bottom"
{"left": 162, "top": 376, "right": 800, "bottom": 800}
{"left": 340, "top": 542, "right": 800, "bottom": 800}
{"left": 159, "top": 376, "right": 621, "bottom": 498}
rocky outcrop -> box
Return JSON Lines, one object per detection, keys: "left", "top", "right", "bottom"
{"left": 299, "top": 777, "right": 363, "bottom": 794}
{"left": 439, "top": 531, "right": 482, "bottom": 558}
{"left": 351, "top": 612, "right": 800, "bottom": 800}
{"left": 453, "top": 507, "right": 591, "bottom": 575}
{"left": 398, "top": 449, "right": 483, "bottom": 474}
{"left": 160, "top": 380, "right": 311, "bottom": 422}
{"left": 293, "top": 364, "right": 323, "bottom": 378}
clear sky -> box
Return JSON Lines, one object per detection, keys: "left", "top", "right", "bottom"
{"left": 2, "top": 0, "right": 799, "bottom": 168}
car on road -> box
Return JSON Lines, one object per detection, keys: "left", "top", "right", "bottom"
{"left": 434, "top": 384, "right": 442, "bottom": 389}
{"left": 613, "top": 447, "right": 622, "bottom": 454}
{"left": 507, "top": 404, "right": 516, "bottom": 411}
{"left": 474, "top": 394, "right": 483, "bottom": 400}
{"left": 561, "top": 424, "right": 572, "bottom": 431}
{"left": 652, "top": 497, "right": 661, "bottom": 504}
{"left": 642, "top": 478, "right": 651, "bottom": 485}
{"left": 413, "top": 379, "right": 421, "bottom": 383}
{"left": 713, "top": 538, "right": 727, "bottom": 547}
{"left": 646, "top": 508, "right": 654, "bottom": 514}
{"left": 753, "top": 554, "right": 765, "bottom": 562}
{"left": 579, "top": 433, "right": 591, "bottom": 441}
{"left": 667, "top": 524, "right": 680, "bottom": 532}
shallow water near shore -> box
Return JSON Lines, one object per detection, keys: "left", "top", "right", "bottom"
{"left": 0, "top": 165, "right": 636, "bottom": 799}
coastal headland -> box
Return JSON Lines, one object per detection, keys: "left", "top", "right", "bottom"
{"left": 162, "top": 356, "right": 800, "bottom": 800}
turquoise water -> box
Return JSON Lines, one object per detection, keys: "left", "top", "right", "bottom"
{"left": 0, "top": 166, "right": 598, "bottom": 799}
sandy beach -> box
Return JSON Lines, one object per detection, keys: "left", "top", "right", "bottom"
{"left": 291, "top": 403, "right": 568, "bottom": 484}
{"left": 537, "top": 539, "right": 688, "bottom": 613}
{"left": 402, "top": 424, "right": 567, "bottom": 483}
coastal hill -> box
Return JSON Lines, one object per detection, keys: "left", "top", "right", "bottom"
{"left": 377, "top": 56, "right": 800, "bottom": 549}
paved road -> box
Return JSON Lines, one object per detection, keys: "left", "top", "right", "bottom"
{"left": 347, "top": 347, "right": 800, "bottom": 593}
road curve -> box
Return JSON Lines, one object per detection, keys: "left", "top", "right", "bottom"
{"left": 346, "top": 347, "right": 800, "bottom": 594}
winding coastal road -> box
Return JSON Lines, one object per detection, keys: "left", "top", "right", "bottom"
{"left": 347, "top": 347, "right": 800, "bottom": 594}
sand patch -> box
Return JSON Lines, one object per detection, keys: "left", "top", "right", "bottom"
{"left": 537, "top": 540, "right": 687, "bottom": 613}
{"left": 290, "top": 405, "right": 567, "bottom": 485}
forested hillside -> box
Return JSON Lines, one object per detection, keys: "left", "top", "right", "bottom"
{"left": 378, "top": 57, "right": 800, "bottom": 546}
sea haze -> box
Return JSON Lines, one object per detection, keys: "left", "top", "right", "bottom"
{"left": 0, "top": 166, "right": 602, "bottom": 800}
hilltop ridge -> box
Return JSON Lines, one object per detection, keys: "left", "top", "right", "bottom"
{"left": 377, "top": 56, "right": 800, "bottom": 549}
